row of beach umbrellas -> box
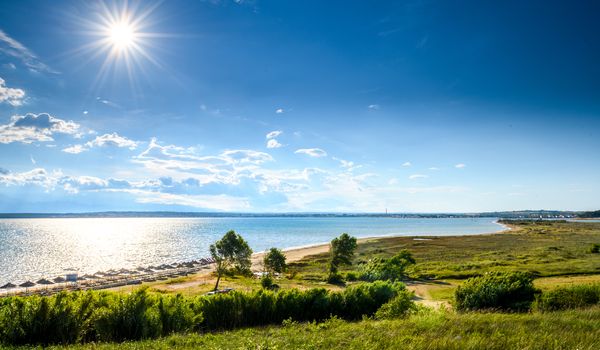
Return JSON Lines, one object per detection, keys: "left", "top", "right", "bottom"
{"left": 0, "top": 258, "right": 216, "bottom": 293}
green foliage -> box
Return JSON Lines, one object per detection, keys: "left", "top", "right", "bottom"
{"left": 360, "top": 250, "right": 416, "bottom": 282}
{"left": 260, "top": 275, "right": 274, "bottom": 289}
{"left": 589, "top": 243, "right": 600, "bottom": 253}
{"left": 0, "top": 282, "right": 405, "bottom": 346}
{"left": 0, "top": 288, "right": 201, "bottom": 345}
{"left": 330, "top": 233, "right": 358, "bottom": 266}
{"left": 327, "top": 233, "right": 357, "bottom": 283}
{"left": 454, "top": 271, "right": 539, "bottom": 311}
{"left": 263, "top": 247, "right": 287, "bottom": 273}
{"left": 210, "top": 230, "right": 253, "bottom": 290}
{"left": 375, "top": 289, "right": 417, "bottom": 319}
{"left": 534, "top": 283, "right": 600, "bottom": 311}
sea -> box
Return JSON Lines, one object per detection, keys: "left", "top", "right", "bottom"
{"left": 0, "top": 217, "right": 504, "bottom": 284}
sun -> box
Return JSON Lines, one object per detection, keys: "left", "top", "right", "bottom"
{"left": 108, "top": 21, "right": 136, "bottom": 49}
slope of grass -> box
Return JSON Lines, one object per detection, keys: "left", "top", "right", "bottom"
{"left": 34, "top": 307, "right": 600, "bottom": 350}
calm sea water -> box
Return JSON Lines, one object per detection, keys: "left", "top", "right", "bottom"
{"left": 0, "top": 217, "right": 503, "bottom": 284}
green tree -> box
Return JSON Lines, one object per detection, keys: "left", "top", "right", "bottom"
{"left": 263, "top": 247, "right": 287, "bottom": 274}
{"left": 210, "top": 230, "right": 253, "bottom": 291}
{"left": 328, "top": 233, "right": 357, "bottom": 283}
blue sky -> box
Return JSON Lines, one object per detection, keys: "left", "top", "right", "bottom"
{"left": 0, "top": 0, "right": 598, "bottom": 213}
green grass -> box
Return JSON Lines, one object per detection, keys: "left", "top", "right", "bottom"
{"left": 288, "top": 221, "right": 600, "bottom": 281}
{"left": 30, "top": 307, "right": 600, "bottom": 350}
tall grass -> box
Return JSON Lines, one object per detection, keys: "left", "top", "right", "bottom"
{"left": 0, "top": 281, "right": 406, "bottom": 346}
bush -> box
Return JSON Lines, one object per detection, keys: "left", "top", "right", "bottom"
{"left": 589, "top": 243, "right": 600, "bottom": 254}
{"left": 375, "top": 289, "right": 416, "bottom": 319}
{"left": 261, "top": 275, "right": 274, "bottom": 289}
{"left": 454, "top": 271, "right": 538, "bottom": 311}
{"left": 0, "top": 282, "right": 406, "bottom": 345}
{"left": 345, "top": 271, "right": 358, "bottom": 281}
{"left": 534, "top": 284, "right": 600, "bottom": 312}
{"left": 360, "top": 250, "right": 415, "bottom": 282}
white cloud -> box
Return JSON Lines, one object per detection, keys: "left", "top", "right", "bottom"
{"left": 62, "top": 144, "right": 86, "bottom": 154}
{"left": 83, "top": 110, "right": 88, "bottom": 115}
{"left": 0, "top": 168, "right": 60, "bottom": 188}
{"left": 408, "top": 174, "right": 428, "bottom": 180}
{"left": 266, "top": 139, "right": 282, "bottom": 149}
{"left": 388, "top": 178, "right": 399, "bottom": 185}
{"left": 30, "top": 155, "right": 36, "bottom": 164}
{"left": 295, "top": 148, "right": 327, "bottom": 158}
{"left": 0, "top": 77, "right": 25, "bottom": 106}
{"left": 428, "top": 167, "right": 439, "bottom": 171}
{"left": 455, "top": 163, "right": 466, "bottom": 169}
{"left": 86, "top": 133, "right": 138, "bottom": 149}
{"left": 62, "top": 133, "right": 139, "bottom": 154}
{"left": 0, "top": 113, "right": 81, "bottom": 144}
{"left": 402, "top": 162, "right": 411, "bottom": 167}
{"left": 0, "top": 30, "right": 57, "bottom": 73}
{"left": 134, "top": 192, "right": 250, "bottom": 211}
{"left": 266, "top": 130, "right": 282, "bottom": 139}
{"left": 275, "top": 108, "right": 284, "bottom": 114}
{"left": 368, "top": 104, "right": 380, "bottom": 110}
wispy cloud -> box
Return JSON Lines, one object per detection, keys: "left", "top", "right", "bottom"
{"left": 295, "top": 148, "right": 327, "bottom": 158}
{"left": 402, "top": 161, "right": 411, "bottom": 167}
{"left": 266, "top": 130, "right": 282, "bottom": 139}
{"left": 0, "top": 77, "right": 25, "bottom": 106}
{"left": 368, "top": 104, "right": 380, "bottom": 110}
{"left": 455, "top": 163, "right": 466, "bottom": 168}
{"left": 0, "top": 113, "right": 80, "bottom": 144}
{"left": 428, "top": 167, "right": 439, "bottom": 171}
{"left": 408, "top": 174, "right": 428, "bottom": 180}
{"left": 0, "top": 29, "right": 57, "bottom": 73}
{"left": 62, "top": 133, "right": 141, "bottom": 154}
{"left": 275, "top": 108, "right": 284, "bottom": 114}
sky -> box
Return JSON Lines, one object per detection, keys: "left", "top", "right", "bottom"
{"left": 0, "top": 0, "right": 598, "bottom": 213}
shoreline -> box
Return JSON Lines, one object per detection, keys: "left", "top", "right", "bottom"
{"left": 254, "top": 219, "right": 511, "bottom": 266}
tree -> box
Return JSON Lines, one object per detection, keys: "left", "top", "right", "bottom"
{"left": 210, "top": 230, "right": 253, "bottom": 291}
{"left": 263, "top": 247, "right": 287, "bottom": 274}
{"left": 328, "top": 233, "right": 357, "bottom": 283}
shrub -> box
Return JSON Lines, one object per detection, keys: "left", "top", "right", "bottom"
{"left": 360, "top": 250, "right": 415, "bottom": 282}
{"left": 264, "top": 248, "right": 287, "bottom": 273}
{"left": 534, "top": 284, "right": 600, "bottom": 312}
{"left": 454, "top": 271, "right": 539, "bottom": 311}
{"left": 375, "top": 289, "right": 417, "bottom": 319}
{"left": 589, "top": 243, "right": 600, "bottom": 254}
{"left": 345, "top": 271, "right": 358, "bottom": 281}
{"left": 261, "top": 275, "right": 274, "bottom": 289}
{"left": 0, "top": 282, "right": 407, "bottom": 345}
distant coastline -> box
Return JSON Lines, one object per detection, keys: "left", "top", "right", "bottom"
{"left": 0, "top": 209, "right": 583, "bottom": 219}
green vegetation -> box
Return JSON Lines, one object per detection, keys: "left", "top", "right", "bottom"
{"left": 327, "top": 233, "right": 357, "bottom": 283}
{"left": 590, "top": 243, "right": 600, "bottom": 254}
{"left": 288, "top": 221, "right": 600, "bottom": 281}
{"left": 360, "top": 249, "right": 415, "bottom": 282}
{"left": 39, "top": 307, "right": 600, "bottom": 350}
{"left": 454, "top": 272, "right": 538, "bottom": 311}
{"left": 209, "top": 230, "right": 252, "bottom": 291}
{"left": 534, "top": 283, "right": 600, "bottom": 312}
{"left": 578, "top": 210, "right": 600, "bottom": 218}
{"left": 0, "top": 282, "right": 406, "bottom": 346}
{"left": 263, "top": 247, "right": 287, "bottom": 273}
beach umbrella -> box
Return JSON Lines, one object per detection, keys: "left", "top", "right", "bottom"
{"left": 36, "top": 278, "right": 54, "bottom": 285}
{"left": 19, "top": 281, "right": 36, "bottom": 288}
{"left": 53, "top": 276, "right": 66, "bottom": 283}
{"left": 0, "top": 282, "right": 16, "bottom": 289}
